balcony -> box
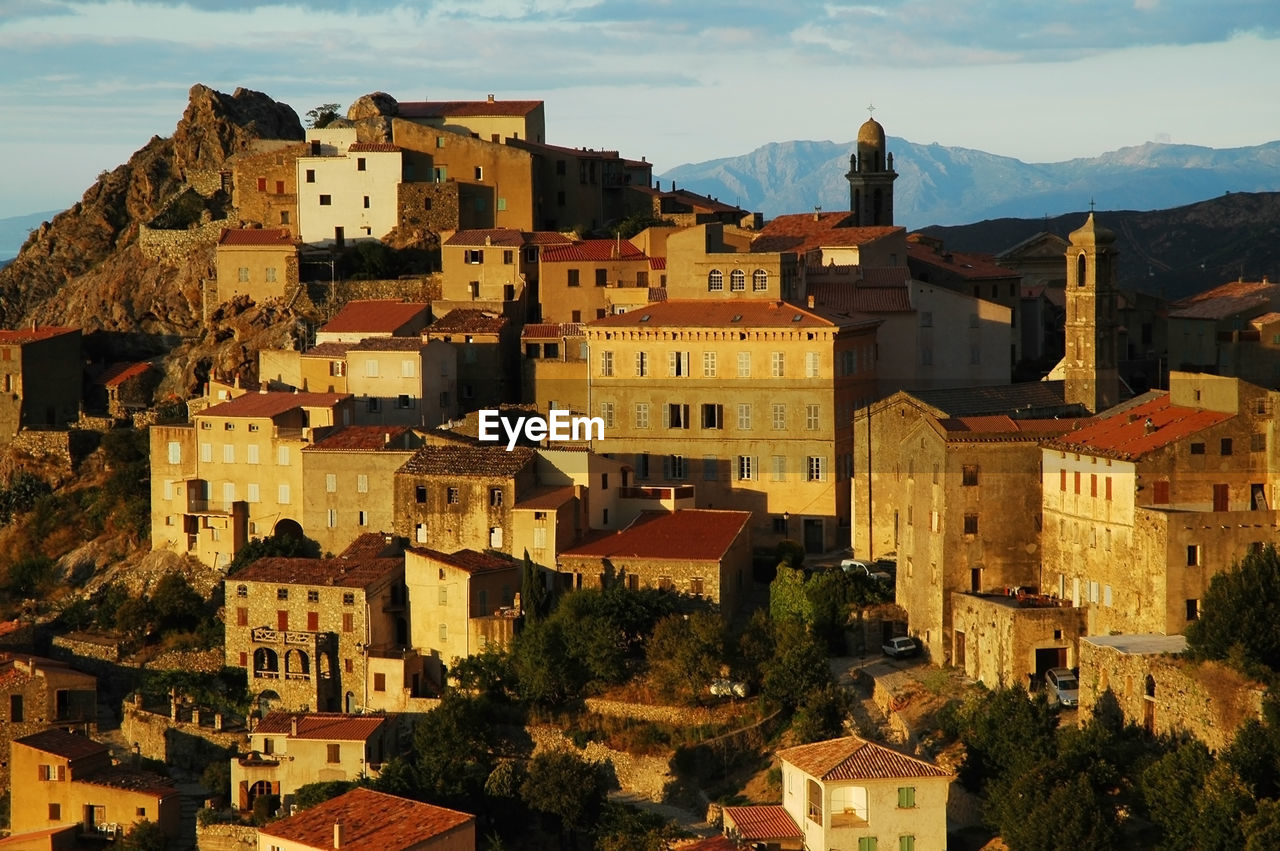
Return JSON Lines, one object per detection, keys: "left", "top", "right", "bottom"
{"left": 619, "top": 485, "right": 696, "bottom": 500}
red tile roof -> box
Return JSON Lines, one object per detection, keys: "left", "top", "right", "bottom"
{"left": 561, "top": 510, "right": 750, "bottom": 562}
{"left": 77, "top": 767, "right": 177, "bottom": 797}
{"left": 808, "top": 281, "right": 913, "bottom": 314}
{"left": 649, "top": 257, "right": 667, "bottom": 271}
{"left": 860, "top": 266, "right": 912, "bottom": 286}
{"left": 399, "top": 99, "right": 542, "bottom": 118}
{"left": 1044, "top": 393, "right": 1232, "bottom": 460}
{"left": 321, "top": 300, "right": 429, "bottom": 334}
{"left": 260, "top": 788, "right": 473, "bottom": 849}
{"left": 939, "top": 416, "right": 1089, "bottom": 441}
{"left": 907, "top": 238, "right": 1019, "bottom": 280}
{"left": 234, "top": 557, "right": 402, "bottom": 588}
{"left": 399, "top": 444, "right": 535, "bottom": 477}
{"left": 257, "top": 711, "right": 387, "bottom": 741}
{"left": 632, "top": 185, "right": 747, "bottom": 214}
{"left": 306, "top": 425, "right": 413, "bottom": 451}
{"left": 338, "top": 533, "right": 403, "bottom": 560}
{"left": 410, "top": 547, "right": 518, "bottom": 574}
{"left": 97, "top": 361, "right": 154, "bottom": 387}
{"left": 0, "top": 326, "right": 78, "bottom": 345}
{"left": 199, "top": 391, "right": 349, "bottom": 419}
{"left": 347, "top": 142, "right": 400, "bottom": 152}
{"left": 14, "top": 729, "right": 108, "bottom": 760}
{"left": 1250, "top": 312, "right": 1280, "bottom": 328}
{"left": 753, "top": 213, "right": 901, "bottom": 253}
{"left": 445, "top": 228, "right": 530, "bottom": 247}
{"left": 1169, "top": 280, "right": 1279, "bottom": 321}
{"left": 722, "top": 805, "right": 802, "bottom": 841}
{"left": 522, "top": 323, "right": 584, "bottom": 339}
{"left": 427, "top": 309, "right": 507, "bottom": 334}
{"left": 218, "top": 227, "right": 294, "bottom": 247}
{"left": 301, "top": 342, "right": 351, "bottom": 358}
{"left": 541, "top": 239, "right": 646, "bottom": 263}
{"left": 587, "top": 298, "right": 877, "bottom": 330}
{"left": 778, "top": 735, "right": 951, "bottom": 781}
{"left": 347, "top": 336, "right": 425, "bottom": 352}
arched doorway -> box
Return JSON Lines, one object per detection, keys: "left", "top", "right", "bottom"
{"left": 247, "top": 779, "right": 274, "bottom": 811}
{"left": 257, "top": 690, "right": 280, "bottom": 719}
{"left": 273, "top": 518, "right": 303, "bottom": 539}
{"left": 344, "top": 691, "right": 356, "bottom": 713}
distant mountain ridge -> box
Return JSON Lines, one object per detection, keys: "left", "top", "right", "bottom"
{"left": 659, "top": 138, "right": 1280, "bottom": 230}
{"left": 0, "top": 210, "right": 60, "bottom": 261}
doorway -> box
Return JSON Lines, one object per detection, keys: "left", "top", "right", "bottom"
{"left": 803, "top": 518, "right": 824, "bottom": 554}
{"left": 1034, "top": 647, "right": 1067, "bottom": 683}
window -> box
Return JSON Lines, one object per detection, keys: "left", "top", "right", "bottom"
{"left": 319, "top": 194, "right": 331, "bottom": 205}
{"left": 305, "top": 168, "right": 315, "bottom": 183}
{"left": 737, "top": 456, "right": 754, "bottom": 480}
{"left": 690, "top": 577, "right": 704, "bottom": 597}
{"left": 595, "top": 268, "right": 608, "bottom": 287}
{"left": 362, "top": 195, "right": 370, "bottom": 209}
{"left": 327, "top": 744, "right": 340, "bottom": 763}
{"left": 898, "top": 786, "right": 916, "bottom": 808}
{"left": 48, "top": 803, "right": 61, "bottom": 820}
{"left": 222, "top": 444, "right": 235, "bottom": 463}
{"left": 600, "top": 351, "right": 614, "bottom": 376}
{"left": 1187, "top": 545, "right": 1200, "bottom": 566}
{"left": 667, "top": 404, "right": 690, "bottom": 429}
{"left": 635, "top": 352, "right": 648, "bottom": 376}
{"left": 963, "top": 514, "right": 978, "bottom": 535}
{"left": 772, "top": 404, "right": 786, "bottom": 430}
{"left": 962, "top": 465, "right": 978, "bottom": 486}
{"left": 1190, "top": 442, "right": 1206, "bottom": 455}
{"left": 265, "top": 266, "right": 277, "bottom": 283}
{"left": 806, "top": 456, "right": 826, "bottom": 481}
{"left": 730, "top": 269, "right": 745, "bottom": 291}
{"left": 356, "top": 157, "right": 366, "bottom": 171}
{"left": 920, "top": 311, "right": 933, "bottom": 327}
{"left": 858, "top": 839, "right": 878, "bottom": 851}
{"left": 772, "top": 456, "right": 787, "bottom": 481}
{"left": 200, "top": 443, "right": 212, "bottom": 463}
{"left": 490, "top": 488, "right": 504, "bottom": 507}
{"left": 1187, "top": 598, "right": 1200, "bottom": 620}
{"left": 439, "top": 623, "right": 448, "bottom": 641}
{"left": 1221, "top": 438, "right": 1234, "bottom": 455}
{"left": 753, "top": 269, "right": 768, "bottom": 291}
{"left": 1252, "top": 433, "right": 1267, "bottom": 452}
{"left": 601, "top": 402, "right": 615, "bottom": 428}
{"left": 327, "top": 508, "right": 337, "bottom": 528}
{"left": 567, "top": 269, "right": 580, "bottom": 287}
{"left": 325, "top": 474, "right": 337, "bottom": 493}
{"left": 277, "top": 446, "right": 290, "bottom": 465}
{"left": 1106, "top": 477, "right": 1113, "bottom": 500}
{"left": 666, "top": 455, "right": 688, "bottom": 480}
{"left": 635, "top": 403, "right": 650, "bottom": 429}
{"left": 806, "top": 404, "right": 820, "bottom": 430}
{"left": 899, "top": 837, "right": 916, "bottom": 851}
{"left": 1153, "top": 480, "right": 1170, "bottom": 504}
{"left": 1074, "top": 471, "right": 1081, "bottom": 494}
{"left": 306, "top": 589, "right": 319, "bottom": 603}
{"left": 278, "top": 483, "right": 291, "bottom": 504}
{"left": 464, "top": 249, "right": 484, "bottom": 264}
{"left": 247, "top": 483, "right": 260, "bottom": 503}
{"left": 703, "top": 351, "right": 717, "bottom": 377}
{"left": 703, "top": 456, "right": 717, "bottom": 481}
{"left": 397, "top": 394, "right": 412, "bottom": 409}
{"left": 307, "top": 611, "right": 319, "bottom": 631}
{"left": 374, "top": 673, "right": 386, "bottom": 692}
{"left": 708, "top": 269, "right": 723, "bottom": 291}
{"left": 237, "top": 266, "right": 249, "bottom": 283}
{"left": 806, "top": 352, "right": 820, "bottom": 377}
{"left": 737, "top": 403, "right": 752, "bottom": 430}
{"left": 1090, "top": 474, "right": 1097, "bottom": 497}
{"left": 737, "top": 351, "right": 751, "bottom": 377}
{"left": 701, "top": 403, "right": 723, "bottom": 429}
{"left": 343, "top": 612, "right": 354, "bottom": 632}
{"left": 357, "top": 474, "right": 368, "bottom": 493}
{"left": 771, "top": 352, "right": 785, "bottom": 377}
{"left": 167, "top": 441, "right": 181, "bottom": 464}
{"left": 668, "top": 351, "right": 690, "bottom": 377}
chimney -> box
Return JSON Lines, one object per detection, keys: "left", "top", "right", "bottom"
{"left": 487, "top": 93, "right": 495, "bottom": 103}
{"left": 807, "top": 295, "right": 815, "bottom": 309}
{"left": 334, "top": 820, "right": 344, "bottom": 849}
{"left": 290, "top": 716, "right": 298, "bottom": 737}
{"left": 384, "top": 432, "right": 391, "bottom": 446}
{"left": 31, "top": 319, "right": 37, "bottom": 331}
{"left": 1144, "top": 417, "right": 1156, "bottom": 435}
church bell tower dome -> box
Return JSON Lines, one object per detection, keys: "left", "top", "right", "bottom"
{"left": 846, "top": 110, "right": 897, "bottom": 225}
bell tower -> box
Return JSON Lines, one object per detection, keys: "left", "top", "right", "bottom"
{"left": 846, "top": 106, "right": 898, "bottom": 226}
{"left": 1064, "top": 212, "right": 1120, "bottom": 414}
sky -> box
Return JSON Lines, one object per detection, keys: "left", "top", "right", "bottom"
{"left": 1, "top": 0, "right": 1279, "bottom": 221}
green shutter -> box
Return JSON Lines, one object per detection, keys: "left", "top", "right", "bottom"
{"left": 899, "top": 836, "right": 915, "bottom": 851}
{"left": 858, "top": 838, "right": 878, "bottom": 851}
{"left": 898, "top": 786, "right": 916, "bottom": 808}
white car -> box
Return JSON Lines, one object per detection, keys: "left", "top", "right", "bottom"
{"left": 882, "top": 636, "right": 920, "bottom": 659}
{"left": 1045, "top": 667, "right": 1079, "bottom": 707}
{"left": 841, "top": 559, "right": 892, "bottom": 582}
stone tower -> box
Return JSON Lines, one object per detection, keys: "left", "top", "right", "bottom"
{"left": 1064, "top": 213, "right": 1121, "bottom": 413}
{"left": 846, "top": 115, "right": 898, "bottom": 226}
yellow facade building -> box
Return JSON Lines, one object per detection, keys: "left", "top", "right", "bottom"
{"left": 214, "top": 228, "right": 298, "bottom": 304}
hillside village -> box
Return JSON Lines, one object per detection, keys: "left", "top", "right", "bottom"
{"left": 2, "top": 86, "right": 1280, "bottom": 850}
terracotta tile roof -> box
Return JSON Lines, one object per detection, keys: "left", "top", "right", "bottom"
{"left": 306, "top": 425, "right": 413, "bottom": 451}
{"left": 861, "top": 266, "right": 912, "bottom": 286}
{"left": 514, "top": 484, "right": 576, "bottom": 510}
{"left": 256, "top": 711, "right": 387, "bottom": 741}
{"left": 427, "top": 309, "right": 507, "bottom": 334}
{"left": 199, "top": 391, "right": 348, "bottom": 419}
{"left": 1251, "top": 312, "right": 1280, "bottom": 328}
{"left": 753, "top": 213, "right": 901, "bottom": 253}
{"left": 347, "top": 337, "right": 425, "bottom": 352}
{"left": 907, "top": 238, "right": 1018, "bottom": 280}
{"left": 519, "top": 140, "right": 622, "bottom": 159}
{"left": 528, "top": 231, "right": 575, "bottom": 245}
{"left": 97, "top": 361, "right": 153, "bottom": 387}
{"left": 260, "top": 788, "right": 473, "bottom": 849}
{"left": 15, "top": 729, "right": 108, "bottom": 760}
{"left": 649, "top": 257, "right": 667, "bottom": 271}
{"left": 541, "top": 239, "right": 646, "bottom": 263}
{"left": 338, "top": 533, "right": 403, "bottom": 560}
{"left": 0, "top": 619, "right": 25, "bottom": 637}
{"left": 808, "top": 281, "right": 913, "bottom": 314}
{"left": 561, "top": 510, "right": 750, "bottom": 562}
{"left": 0, "top": 326, "right": 78, "bottom": 345}
{"left": 409, "top": 547, "right": 518, "bottom": 574}
{"left": 1169, "top": 280, "right": 1279, "bottom": 321}
{"left": 234, "top": 557, "right": 402, "bottom": 588}
{"left": 633, "top": 185, "right": 746, "bottom": 214}
{"left": 586, "top": 299, "right": 876, "bottom": 330}
{"left": 218, "top": 227, "right": 293, "bottom": 247}
{"left": 399, "top": 99, "right": 542, "bottom": 118}
{"left": 77, "top": 766, "right": 176, "bottom": 797}
{"left": 445, "top": 228, "right": 529, "bottom": 247}
{"left": 778, "top": 735, "right": 951, "bottom": 781}
{"left": 722, "top": 804, "right": 802, "bottom": 841}
{"left": 301, "top": 342, "right": 351, "bottom": 358}
{"left": 522, "top": 323, "right": 584, "bottom": 339}
{"left": 321, "top": 300, "right": 429, "bottom": 334}
{"left": 1044, "top": 393, "right": 1232, "bottom": 460}
{"left": 347, "top": 142, "right": 400, "bottom": 153}
{"left": 910, "top": 381, "right": 1074, "bottom": 418}
{"left": 399, "top": 444, "right": 535, "bottom": 477}
{"left": 940, "top": 416, "right": 1090, "bottom": 442}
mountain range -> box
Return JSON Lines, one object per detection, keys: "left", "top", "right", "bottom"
{"left": 0, "top": 210, "right": 59, "bottom": 261}
{"left": 659, "top": 138, "right": 1280, "bottom": 230}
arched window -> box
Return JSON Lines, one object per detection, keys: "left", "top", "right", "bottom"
{"left": 752, "top": 269, "right": 769, "bottom": 291}
{"left": 708, "top": 269, "right": 723, "bottom": 291}
{"left": 285, "top": 649, "right": 310, "bottom": 678}
{"left": 730, "top": 269, "right": 746, "bottom": 291}
{"left": 253, "top": 648, "right": 279, "bottom": 677}
{"left": 1077, "top": 253, "right": 1087, "bottom": 287}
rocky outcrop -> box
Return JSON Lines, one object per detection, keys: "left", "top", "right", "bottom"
{"left": 347, "top": 91, "right": 398, "bottom": 122}
{"left": 172, "top": 85, "right": 303, "bottom": 179}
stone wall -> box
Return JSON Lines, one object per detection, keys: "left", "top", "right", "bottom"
{"left": 303, "top": 276, "right": 443, "bottom": 318}
{"left": 121, "top": 703, "right": 246, "bottom": 772}
{"left": 528, "top": 725, "right": 674, "bottom": 803}
{"left": 139, "top": 219, "right": 226, "bottom": 265}
{"left": 11, "top": 428, "right": 74, "bottom": 465}
{"left": 196, "top": 822, "right": 258, "bottom": 851}
{"left": 583, "top": 698, "right": 719, "bottom": 727}
{"left": 52, "top": 631, "right": 122, "bottom": 664}
{"left": 398, "top": 182, "right": 462, "bottom": 236}
{"left": 145, "top": 648, "right": 226, "bottom": 674}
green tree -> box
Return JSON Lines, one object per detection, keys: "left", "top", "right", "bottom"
{"left": 760, "top": 619, "right": 832, "bottom": 710}
{"left": 1138, "top": 738, "right": 1213, "bottom": 850}
{"left": 411, "top": 695, "right": 529, "bottom": 807}
{"left": 293, "top": 780, "right": 356, "bottom": 811}
{"left": 226, "top": 532, "right": 321, "bottom": 575}
{"left": 118, "top": 820, "right": 167, "bottom": 851}
{"left": 520, "top": 551, "right": 550, "bottom": 624}
{"left": 737, "top": 607, "right": 776, "bottom": 689}
{"left": 201, "top": 760, "right": 231, "bottom": 804}
{"left": 1244, "top": 798, "right": 1280, "bottom": 850}
{"left": 252, "top": 793, "right": 280, "bottom": 826}
{"left": 647, "top": 611, "right": 726, "bottom": 702}
{"left": 947, "top": 685, "right": 1058, "bottom": 791}
{"left": 520, "top": 750, "right": 607, "bottom": 840}
{"left": 150, "top": 572, "right": 206, "bottom": 632}
{"left": 791, "top": 684, "right": 850, "bottom": 743}
{"left": 305, "top": 103, "right": 341, "bottom": 128}
{"left": 1186, "top": 545, "right": 1280, "bottom": 672}
{"left": 768, "top": 564, "right": 810, "bottom": 623}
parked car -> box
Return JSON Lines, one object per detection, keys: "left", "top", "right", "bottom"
{"left": 1045, "top": 667, "right": 1079, "bottom": 707}
{"left": 882, "top": 636, "right": 920, "bottom": 659}
{"left": 841, "top": 559, "right": 892, "bottom": 583}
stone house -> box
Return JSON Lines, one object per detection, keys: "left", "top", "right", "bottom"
{"left": 10, "top": 729, "right": 179, "bottom": 840}
{"left": 437, "top": 228, "right": 571, "bottom": 321}
{"left": 423, "top": 309, "right": 516, "bottom": 411}
{"left": 404, "top": 547, "right": 520, "bottom": 682}
{"left": 536, "top": 238, "right": 651, "bottom": 324}
{"left": 0, "top": 326, "right": 81, "bottom": 446}
{"left": 507, "top": 138, "right": 653, "bottom": 233}
{"left": 224, "top": 552, "right": 409, "bottom": 715}
{"left": 315, "top": 299, "right": 430, "bottom": 345}
{"left": 853, "top": 391, "right": 1087, "bottom": 661}
{"left": 996, "top": 231, "right": 1069, "bottom": 290}
{"left": 149, "top": 391, "right": 354, "bottom": 568}
{"left": 232, "top": 711, "right": 398, "bottom": 812}
{"left": 663, "top": 223, "right": 795, "bottom": 303}
{"left": 775, "top": 735, "right": 952, "bottom": 851}
{"left": 0, "top": 654, "right": 97, "bottom": 789}
{"left": 344, "top": 337, "right": 457, "bottom": 427}
{"left": 296, "top": 128, "right": 402, "bottom": 247}
{"left": 521, "top": 322, "right": 588, "bottom": 414}
{"left": 399, "top": 96, "right": 546, "bottom": 145}
{"left": 1041, "top": 372, "right": 1280, "bottom": 636}
{"left": 556, "top": 509, "right": 752, "bottom": 613}
{"left": 301, "top": 425, "right": 423, "bottom": 555}
{"left": 1078, "top": 634, "right": 1265, "bottom": 752}
{"left": 629, "top": 183, "right": 756, "bottom": 229}
{"left": 215, "top": 227, "right": 299, "bottom": 304}
{"left": 256, "top": 787, "right": 474, "bottom": 851}
{"left": 584, "top": 298, "right": 879, "bottom": 554}
{"left": 229, "top": 139, "right": 307, "bottom": 231}
{"left": 87, "top": 361, "right": 160, "bottom": 420}
{"left": 949, "top": 591, "right": 1087, "bottom": 690}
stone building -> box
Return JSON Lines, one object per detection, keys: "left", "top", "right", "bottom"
{"left": 437, "top": 228, "right": 571, "bottom": 320}
{"left": 521, "top": 322, "right": 588, "bottom": 414}
{"left": 404, "top": 547, "right": 520, "bottom": 681}
{"left": 10, "top": 729, "right": 180, "bottom": 840}
{"left": 300, "top": 425, "right": 423, "bottom": 555}
{"left": 507, "top": 138, "right": 653, "bottom": 233}
{"left": 149, "top": 391, "right": 353, "bottom": 568}
{"left": 665, "top": 223, "right": 795, "bottom": 303}
{"left": 630, "top": 183, "right": 756, "bottom": 229}
{"left": 0, "top": 654, "right": 97, "bottom": 790}
{"left": 1166, "top": 277, "right": 1280, "bottom": 379}
{"left": 997, "top": 231, "right": 1069, "bottom": 290}
{"left": 0, "top": 326, "right": 81, "bottom": 445}
{"left": 846, "top": 116, "right": 898, "bottom": 227}
{"left": 342, "top": 336, "right": 457, "bottom": 427}
{"left": 584, "top": 298, "right": 880, "bottom": 553}
{"left": 232, "top": 711, "right": 398, "bottom": 812}
{"left": 1041, "top": 372, "right": 1280, "bottom": 637}
{"left": 229, "top": 139, "right": 307, "bottom": 231}
{"left": 949, "top": 591, "right": 1087, "bottom": 690}
{"left": 423, "top": 309, "right": 517, "bottom": 411}
{"left": 87, "top": 361, "right": 160, "bottom": 420}
{"left": 398, "top": 96, "right": 546, "bottom": 145}
{"left": 224, "top": 552, "right": 409, "bottom": 715}
{"left": 536, "top": 238, "right": 652, "bottom": 324}
{"left": 1063, "top": 213, "right": 1121, "bottom": 414}
{"left": 853, "top": 392, "right": 1086, "bottom": 660}
{"left": 1078, "top": 634, "right": 1265, "bottom": 752}
{"left": 556, "top": 509, "right": 752, "bottom": 613}
{"left": 215, "top": 227, "right": 299, "bottom": 304}
{"left": 775, "top": 735, "right": 951, "bottom": 851}
{"left": 256, "top": 787, "right": 475, "bottom": 851}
